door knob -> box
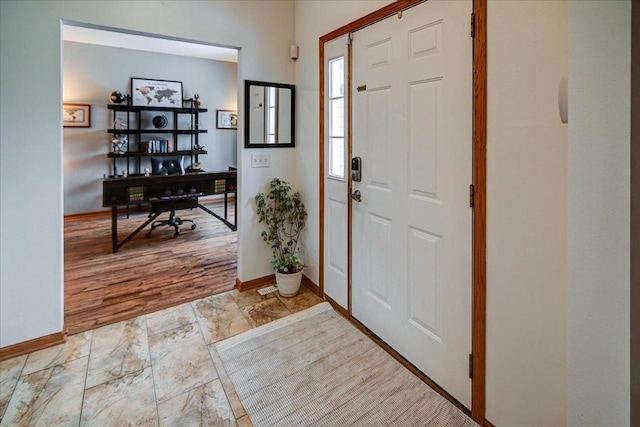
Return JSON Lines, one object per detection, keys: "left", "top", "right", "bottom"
{"left": 350, "top": 190, "right": 362, "bottom": 202}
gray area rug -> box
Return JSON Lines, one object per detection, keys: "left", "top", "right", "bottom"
{"left": 215, "top": 302, "right": 478, "bottom": 427}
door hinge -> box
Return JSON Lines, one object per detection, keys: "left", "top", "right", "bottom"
{"left": 470, "top": 13, "right": 476, "bottom": 38}
{"left": 469, "top": 184, "right": 475, "bottom": 208}
{"left": 469, "top": 353, "right": 473, "bottom": 378}
{"left": 347, "top": 32, "right": 353, "bottom": 46}
{"left": 357, "top": 84, "right": 367, "bottom": 92}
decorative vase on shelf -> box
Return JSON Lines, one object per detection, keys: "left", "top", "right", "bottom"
{"left": 152, "top": 115, "right": 168, "bottom": 129}
{"left": 113, "top": 118, "right": 128, "bottom": 130}
{"left": 112, "top": 135, "right": 127, "bottom": 154}
{"left": 109, "top": 90, "right": 127, "bottom": 104}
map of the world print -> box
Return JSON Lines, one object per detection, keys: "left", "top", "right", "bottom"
{"left": 131, "top": 78, "right": 183, "bottom": 108}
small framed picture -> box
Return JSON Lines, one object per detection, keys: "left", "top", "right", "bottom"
{"left": 217, "top": 110, "right": 238, "bottom": 130}
{"left": 131, "top": 77, "right": 183, "bottom": 108}
{"left": 63, "top": 103, "right": 91, "bottom": 128}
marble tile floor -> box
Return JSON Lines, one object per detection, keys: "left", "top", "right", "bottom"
{"left": 0, "top": 286, "right": 323, "bottom": 426}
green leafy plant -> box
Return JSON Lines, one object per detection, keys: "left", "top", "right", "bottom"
{"left": 255, "top": 178, "right": 307, "bottom": 274}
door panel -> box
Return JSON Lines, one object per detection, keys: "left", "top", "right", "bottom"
{"left": 367, "top": 89, "right": 391, "bottom": 188}
{"left": 328, "top": 200, "right": 347, "bottom": 276}
{"left": 351, "top": 0, "right": 473, "bottom": 407}
{"left": 409, "top": 80, "right": 440, "bottom": 198}
{"left": 367, "top": 212, "right": 393, "bottom": 308}
{"left": 407, "top": 226, "right": 441, "bottom": 341}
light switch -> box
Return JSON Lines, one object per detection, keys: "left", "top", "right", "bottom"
{"left": 251, "top": 153, "right": 270, "bottom": 168}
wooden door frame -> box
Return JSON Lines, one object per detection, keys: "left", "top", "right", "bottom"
{"left": 318, "top": 0, "right": 487, "bottom": 424}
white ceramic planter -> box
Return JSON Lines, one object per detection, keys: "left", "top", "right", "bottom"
{"left": 276, "top": 271, "right": 303, "bottom": 297}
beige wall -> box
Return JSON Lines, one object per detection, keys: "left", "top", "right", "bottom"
{"left": 486, "top": 1, "right": 568, "bottom": 425}
{"left": 568, "top": 2, "right": 631, "bottom": 425}
{"left": 631, "top": 2, "right": 639, "bottom": 423}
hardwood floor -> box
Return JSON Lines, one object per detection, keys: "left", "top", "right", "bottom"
{"left": 64, "top": 199, "right": 237, "bottom": 335}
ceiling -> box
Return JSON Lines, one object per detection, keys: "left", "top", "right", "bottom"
{"left": 63, "top": 25, "right": 238, "bottom": 63}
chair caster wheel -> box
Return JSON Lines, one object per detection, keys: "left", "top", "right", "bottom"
{"left": 174, "top": 229, "right": 180, "bottom": 238}
{"left": 191, "top": 224, "right": 197, "bottom": 230}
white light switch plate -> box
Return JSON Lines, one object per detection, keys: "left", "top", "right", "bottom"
{"left": 251, "top": 153, "right": 270, "bottom": 168}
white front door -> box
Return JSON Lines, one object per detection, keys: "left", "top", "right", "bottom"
{"left": 351, "top": 0, "right": 473, "bottom": 406}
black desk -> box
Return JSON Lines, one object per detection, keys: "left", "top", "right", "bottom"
{"left": 103, "top": 170, "right": 237, "bottom": 253}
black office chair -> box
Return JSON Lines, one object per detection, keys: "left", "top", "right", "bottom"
{"left": 146, "top": 156, "right": 197, "bottom": 238}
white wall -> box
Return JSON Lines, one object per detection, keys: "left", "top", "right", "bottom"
{"left": 63, "top": 41, "right": 238, "bottom": 215}
{"left": 0, "top": 0, "right": 295, "bottom": 348}
{"left": 294, "top": 0, "right": 393, "bottom": 284}
{"left": 486, "top": 2, "right": 569, "bottom": 425}
{"left": 567, "top": 2, "right": 631, "bottom": 426}
{"left": 631, "top": 2, "right": 639, "bottom": 423}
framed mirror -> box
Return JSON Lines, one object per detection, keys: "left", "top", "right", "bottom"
{"left": 244, "top": 80, "right": 295, "bottom": 148}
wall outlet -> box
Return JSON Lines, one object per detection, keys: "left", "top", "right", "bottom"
{"left": 251, "top": 153, "right": 270, "bottom": 168}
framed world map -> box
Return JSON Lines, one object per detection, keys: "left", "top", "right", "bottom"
{"left": 131, "top": 77, "right": 183, "bottom": 108}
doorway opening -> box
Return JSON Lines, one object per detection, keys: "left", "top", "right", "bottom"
{"left": 62, "top": 22, "right": 241, "bottom": 335}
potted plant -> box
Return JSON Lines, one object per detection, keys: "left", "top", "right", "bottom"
{"left": 255, "top": 178, "right": 307, "bottom": 297}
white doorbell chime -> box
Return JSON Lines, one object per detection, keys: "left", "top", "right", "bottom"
{"left": 290, "top": 45, "right": 299, "bottom": 60}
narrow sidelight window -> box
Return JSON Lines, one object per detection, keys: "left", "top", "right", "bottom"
{"left": 328, "top": 56, "right": 345, "bottom": 179}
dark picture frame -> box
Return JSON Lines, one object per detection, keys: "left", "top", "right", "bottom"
{"left": 216, "top": 110, "right": 238, "bottom": 130}
{"left": 244, "top": 80, "right": 295, "bottom": 148}
{"left": 63, "top": 103, "right": 91, "bottom": 128}
{"left": 131, "top": 77, "right": 183, "bottom": 108}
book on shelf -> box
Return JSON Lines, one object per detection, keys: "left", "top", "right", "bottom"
{"left": 143, "top": 139, "right": 174, "bottom": 153}
{"left": 127, "top": 186, "right": 145, "bottom": 202}
{"left": 214, "top": 179, "right": 226, "bottom": 193}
